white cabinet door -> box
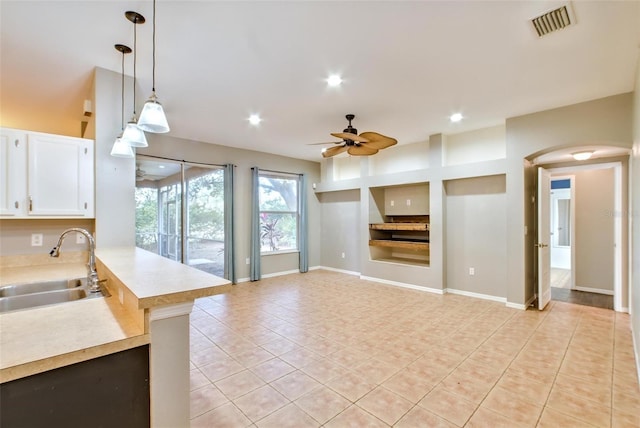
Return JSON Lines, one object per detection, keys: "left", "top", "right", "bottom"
{"left": 27, "top": 133, "right": 94, "bottom": 217}
{"left": 0, "top": 129, "right": 27, "bottom": 216}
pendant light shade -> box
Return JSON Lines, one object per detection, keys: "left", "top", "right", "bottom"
{"left": 122, "top": 11, "right": 148, "bottom": 147}
{"left": 138, "top": 93, "right": 169, "bottom": 133}
{"left": 111, "top": 44, "right": 134, "bottom": 158}
{"left": 122, "top": 121, "right": 148, "bottom": 147}
{"left": 137, "top": 0, "right": 170, "bottom": 133}
{"left": 111, "top": 136, "right": 135, "bottom": 157}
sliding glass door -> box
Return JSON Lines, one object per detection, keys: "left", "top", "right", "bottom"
{"left": 135, "top": 157, "right": 225, "bottom": 277}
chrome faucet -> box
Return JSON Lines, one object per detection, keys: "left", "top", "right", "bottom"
{"left": 50, "top": 228, "right": 100, "bottom": 293}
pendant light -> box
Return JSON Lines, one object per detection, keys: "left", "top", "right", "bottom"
{"left": 111, "top": 44, "right": 135, "bottom": 158}
{"left": 121, "top": 11, "right": 148, "bottom": 147}
{"left": 137, "top": 0, "right": 170, "bottom": 133}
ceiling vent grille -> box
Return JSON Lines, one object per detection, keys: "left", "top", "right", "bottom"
{"left": 531, "top": 5, "right": 573, "bottom": 37}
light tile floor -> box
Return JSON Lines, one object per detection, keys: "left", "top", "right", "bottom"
{"left": 189, "top": 270, "right": 640, "bottom": 427}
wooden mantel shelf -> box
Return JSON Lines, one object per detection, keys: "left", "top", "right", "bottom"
{"left": 370, "top": 223, "right": 430, "bottom": 231}
{"left": 369, "top": 239, "right": 429, "bottom": 251}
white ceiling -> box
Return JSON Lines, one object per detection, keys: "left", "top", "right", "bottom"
{"left": 1, "top": 1, "right": 639, "bottom": 162}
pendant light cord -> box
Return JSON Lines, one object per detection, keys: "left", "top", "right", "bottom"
{"left": 121, "top": 50, "right": 125, "bottom": 131}
{"left": 133, "top": 17, "right": 137, "bottom": 115}
{"left": 152, "top": 0, "right": 156, "bottom": 92}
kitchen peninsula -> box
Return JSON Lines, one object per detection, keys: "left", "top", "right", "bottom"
{"left": 0, "top": 247, "right": 231, "bottom": 427}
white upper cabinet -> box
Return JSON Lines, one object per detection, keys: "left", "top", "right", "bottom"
{"left": 0, "top": 128, "right": 94, "bottom": 218}
{"left": 0, "top": 129, "right": 27, "bottom": 216}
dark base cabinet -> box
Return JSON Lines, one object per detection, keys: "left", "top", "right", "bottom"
{"left": 1, "top": 345, "right": 150, "bottom": 428}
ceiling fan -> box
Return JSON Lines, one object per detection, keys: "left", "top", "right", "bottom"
{"left": 311, "top": 114, "right": 397, "bottom": 158}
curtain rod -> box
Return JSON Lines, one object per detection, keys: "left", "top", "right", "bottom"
{"left": 253, "top": 167, "right": 302, "bottom": 177}
{"left": 138, "top": 153, "right": 228, "bottom": 168}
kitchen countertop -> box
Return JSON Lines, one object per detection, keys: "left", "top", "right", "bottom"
{"left": 0, "top": 247, "right": 232, "bottom": 383}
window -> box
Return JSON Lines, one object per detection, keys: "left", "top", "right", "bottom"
{"left": 258, "top": 173, "right": 299, "bottom": 253}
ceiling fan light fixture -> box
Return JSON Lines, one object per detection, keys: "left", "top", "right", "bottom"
{"left": 326, "top": 74, "right": 343, "bottom": 87}
{"left": 450, "top": 113, "right": 463, "bottom": 123}
{"left": 572, "top": 151, "right": 593, "bottom": 161}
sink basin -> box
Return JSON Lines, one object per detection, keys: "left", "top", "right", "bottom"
{"left": 0, "top": 288, "right": 89, "bottom": 313}
{"left": 0, "top": 278, "right": 108, "bottom": 314}
{"left": 0, "top": 277, "right": 86, "bottom": 297}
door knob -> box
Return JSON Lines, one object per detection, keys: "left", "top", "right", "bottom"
{"left": 536, "top": 243, "right": 548, "bottom": 248}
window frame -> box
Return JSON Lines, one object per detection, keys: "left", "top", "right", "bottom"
{"left": 258, "top": 171, "right": 300, "bottom": 255}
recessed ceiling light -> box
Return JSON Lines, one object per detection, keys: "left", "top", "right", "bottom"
{"left": 248, "top": 114, "right": 262, "bottom": 126}
{"left": 450, "top": 113, "right": 463, "bottom": 123}
{"left": 158, "top": 165, "right": 165, "bottom": 169}
{"left": 572, "top": 151, "right": 593, "bottom": 161}
{"left": 326, "top": 74, "right": 343, "bottom": 87}
{"left": 321, "top": 148, "right": 327, "bottom": 153}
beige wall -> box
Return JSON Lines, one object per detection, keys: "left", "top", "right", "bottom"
{"left": 574, "top": 168, "right": 615, "bottom": 291}
{"left": 631, "top": 54, "right": 640, "bottom": 378}
{"left": 319, "top": 190, "right": 360, "bottom": 273}
{"left": 444, "top": 175, "right": 507, "bottom": 299}
{"left": 444, "top": 125, "right": 506, "bottom": 166}
{"left": 0, "top": 219, "right": 94, "bottom": 256}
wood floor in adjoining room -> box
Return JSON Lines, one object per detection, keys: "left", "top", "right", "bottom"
{"left": 189, "top": 270, "right": 639, "bottom": 427}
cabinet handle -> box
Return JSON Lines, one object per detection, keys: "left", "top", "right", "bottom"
{"left": 84, "top": 202, "right": 87, "bottom": 209}
{"left": 84, "top": 147, "right": 88, "bottom": 154}
{"left": 14, "top": 139, "right": 19, "bottom": 147}
{"left": 14, "top": 201, "right": 19, "bottom": 209}
{"left": 29, "top": 196, "right": 32, "bottom": 212}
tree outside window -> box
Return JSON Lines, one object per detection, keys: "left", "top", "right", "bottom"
{"left": 259, "top": 174, "right": 298, "bottom": 253}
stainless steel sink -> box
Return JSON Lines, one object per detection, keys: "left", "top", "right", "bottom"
{"left": 0, "top": 278, "right": 108, "bottom": 314}
{"left": 0, "top": 277, "right": 86, "bottom": 297}
{"left": 0, "top": 288, "right": 89, "bottom": 313}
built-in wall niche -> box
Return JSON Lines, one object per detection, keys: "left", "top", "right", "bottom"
{"left": 368, "top": 183, "right": 430, "bottom": 266}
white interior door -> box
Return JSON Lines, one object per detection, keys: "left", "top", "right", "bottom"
{"left": 550, "top": 187, "right": 571, "bottom": 269}
{"left": 538, "top": 167, "right": 552, "bottom": 310}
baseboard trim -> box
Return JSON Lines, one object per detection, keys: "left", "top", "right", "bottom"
{"left": 574, "top": 286, "right": 614, "bottom": 296}
{"left": 633, "top": 325, "right": 640, "bottom": 387}
{"left": 445, "top": 288, "right": 506, "bottom": 303}
{"left": 359, "top": 275, "right": 444, "bottom": 295}
{"left": 505, "top": 294, "right": 536, "bottom": 310}
{"left": 318, "top": 266, "right": 361, "bottom": 276}
{"left": 261, "top": 269, "right": 301, "bottom": 279}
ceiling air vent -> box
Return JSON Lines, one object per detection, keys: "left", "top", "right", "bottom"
{"left": 531, "top": 5, "right": 574, "bottom": 37}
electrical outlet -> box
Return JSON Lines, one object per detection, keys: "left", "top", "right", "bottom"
{"left": 341, "top": 252, "right": 345, "bottom": 259}
{"left": 406, "top": 199, "right": 411, "bottom": 206}
{"left": 76, "top": 232, "right": 86, "bottom": 244}
{"left": 390, "top": 200, "right": 394, "bottom": 207}
{"left": 246, "top": 257, "right": 250, "bottom": 265}
{"left": 469, "top": 267, "right": 475, "bottom": 276}
{"left": 31, "top": 233, "right": 43, "bottom": 246}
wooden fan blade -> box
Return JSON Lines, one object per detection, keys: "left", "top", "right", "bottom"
{"left": 322, "top": 145, "right": 348, "bottom": 158}
{"left": 347, "top": 145, "right": 379, "bottom": 156}
{"left": 331, "top": 132, "right": 370, "bottom": 143}
{"left": 308, "top": 141, "right": 342, "bottom": 145}
{"left": 359, "top": 132, "right": 398, "bottom": 150}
